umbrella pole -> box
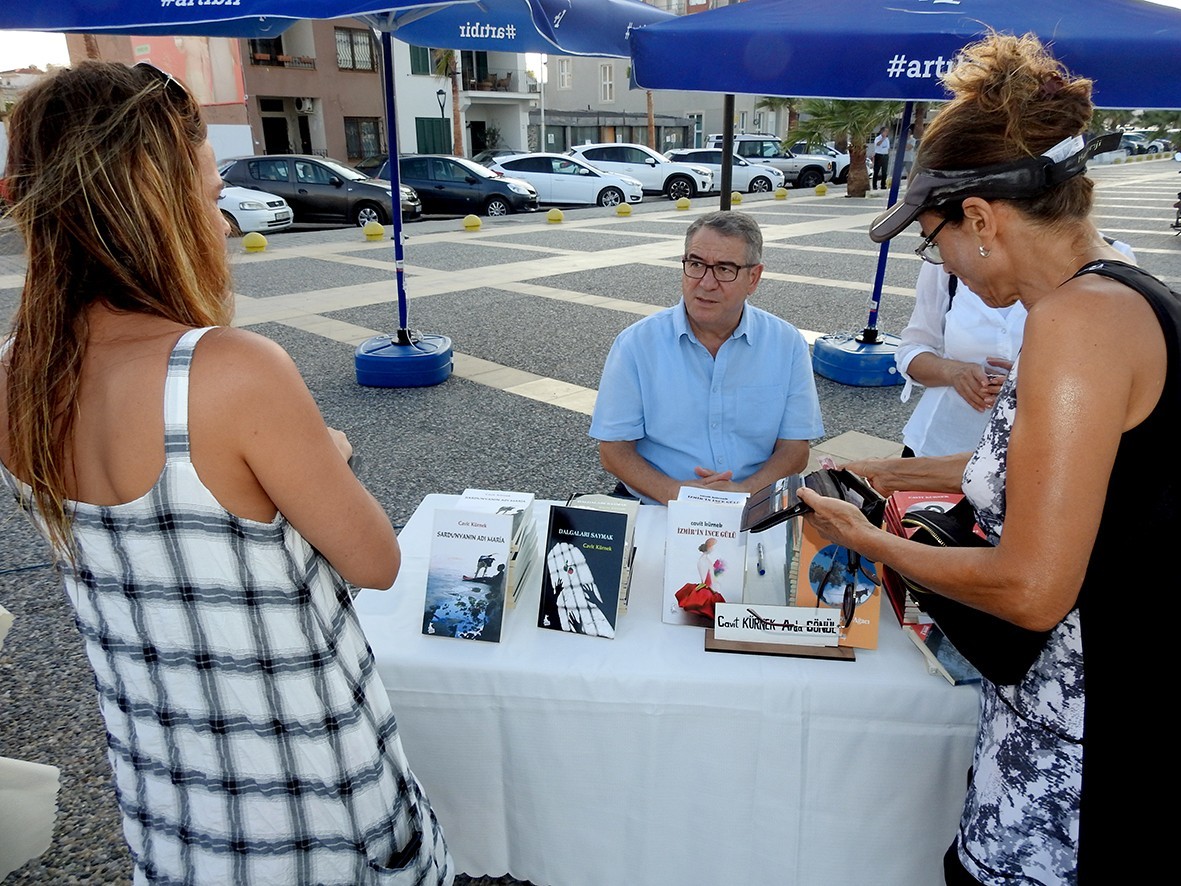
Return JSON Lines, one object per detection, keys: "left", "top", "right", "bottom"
{"left": 719, "top": 94, "right": 735, "bottom": 210}
{"left": 354, "top": 29, "right": 454, "bottom": 387}
{"left": 812, "top": 102, "right": 913, "bottom": 387}
{"left": 858, "top": 101, "right": 912, "bottom": 343}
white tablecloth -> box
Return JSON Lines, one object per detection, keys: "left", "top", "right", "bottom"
{"left": 355, "top": 495, "right": 980, "bottom": 886}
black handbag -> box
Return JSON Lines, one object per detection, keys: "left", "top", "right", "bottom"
{"left": 898, "top": 499, "right": 1051, "bottom": 686}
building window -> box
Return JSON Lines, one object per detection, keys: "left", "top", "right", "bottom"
{"left": 336, "top": 28, "right": 376, "bottom": 71}
{"left": 557, "top": 58, "right": 572, "bottom": 90}
{"left": 599, "top": 63, "right": 614, "bottom": 103}
{"left": 688, "top": 113, "right": 703, "bottom": 148}
{"left": 249, "top": 37, "right": 283, "bottom": 65}
{"left": 344, "top": 117, "right": 383, "bottom": 160}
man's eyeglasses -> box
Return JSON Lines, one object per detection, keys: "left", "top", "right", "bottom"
{"left": 682, "top": 258, "right": 756, "bottom": 283}
{"left": 915, "top": 218, "right": 950, "bottom": 264}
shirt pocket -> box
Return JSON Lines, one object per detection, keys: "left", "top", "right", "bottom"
{"left": 730, "top": 384, "right": 787, "bottom": 444}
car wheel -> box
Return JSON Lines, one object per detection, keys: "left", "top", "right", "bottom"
{"left": 597, "top": 187, "right": 625, "bottom": 207}
{"left": 354, "top": 202, "right": 388, "bottom": 227}
{"left": 835, "top": 168, "right": 849, "bottom": 184}
{"left": 796, "top": 168, "right": 824, "bottom": 189}
{"left": 748, "top": 176, "right": 772, "bottom": 193}
{"left": 485, "top": 197, "right": 511, "bottom": 217}
{"left": 665, "top": 175, "right": 695, "bottom": 201}
{"left": 1149, "top": 145, "right": 1160, "bottom": 154}
{"left": 221, "top": 210, "right": 243, "bottom": 237}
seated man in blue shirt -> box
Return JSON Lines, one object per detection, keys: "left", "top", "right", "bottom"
{"left": 589, "top": 210, "right": 824, "bottom": 505}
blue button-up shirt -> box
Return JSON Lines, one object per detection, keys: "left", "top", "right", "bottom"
{"left": 590, "top": 300, "right": 824, "bottom": 504}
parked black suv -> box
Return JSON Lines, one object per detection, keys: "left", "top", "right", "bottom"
{"left": 219, "top": 154, "right": 420, "bottom": 226}
{"left": 369, "top": 155, "right": 538, "bottom": 216}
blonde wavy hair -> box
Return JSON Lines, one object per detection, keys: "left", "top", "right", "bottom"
{"left": 918, "top": 32, "right": 1096, "bottom": 226}
{"left": 3, "top": 61, "right": 232, "bottom": 551}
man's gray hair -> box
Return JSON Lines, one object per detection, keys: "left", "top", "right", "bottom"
{"left": 684, "top": 210, "right": 763, "bottom": 266}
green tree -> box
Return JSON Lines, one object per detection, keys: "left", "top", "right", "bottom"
{"left": 433, "top": 49, "right": 465, "bottom": 156}
{"left": 788, "top": 99, "right": 902, "bottom": 197}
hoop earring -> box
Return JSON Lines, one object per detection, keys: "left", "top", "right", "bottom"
{"left": 979, "top": 245, "right": 990, "bottom": 258}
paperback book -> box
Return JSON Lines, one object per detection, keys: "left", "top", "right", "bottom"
{"left": 567, "top": 493, "right": 640, "bottom": 610}
{"left": 423, "top": 508, "right": 514, "bottom": 642}
{"left": 662, "top": 498, "right": 747, "bottom": 626}
{"left": 903, "top": 622, "right": 982, "bottom": 685}
{"left": 458, "top": 488, "right": 539, "bottom": 606}
{"left": 537, "top": 504, "right": 629, "bottom": 639}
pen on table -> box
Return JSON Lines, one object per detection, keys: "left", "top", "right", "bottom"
{"left": 756, "top": 542, "right": 766, "bottom": 576}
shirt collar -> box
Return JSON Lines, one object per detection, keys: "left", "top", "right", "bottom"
{"left": 675, "top": 299, "right": 752, "bottom": 345}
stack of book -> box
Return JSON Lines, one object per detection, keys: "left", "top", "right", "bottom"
{"left": 421, "top": 489, "right": 538, "bottom": 643}
{"left": 458, "top": 488, "right": 539, "bottom": 606}
{"left": 880, "top": 491, "right": 967, "bottom": 627}
{"left": 662, "top": 489, "right": 748, "bottom": 626}
{"left": 902, "top": 622, "right": 982, "bottom": 686}
{"left": 537, "top": 494, "right": 639, "bottom": 639}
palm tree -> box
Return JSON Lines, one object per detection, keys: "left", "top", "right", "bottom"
{"left": 753, "top": 96, "right": 798, "bottom": 138}
{"left": 433, "top": 49, "right": 465, "bottom": 156}
{"left": 787, "top": 99, "right": 902, "bottom": 198}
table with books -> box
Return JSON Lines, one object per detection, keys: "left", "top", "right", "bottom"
{"left": 355, "top": 493, "right": 981, "bottom": 886}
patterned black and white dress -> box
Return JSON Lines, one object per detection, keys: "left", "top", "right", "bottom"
{"left": 954, "top": 260, "right": 1181, "bottom": 883}
{"left": 2, "top": 328, "right": 452, "bottom": 885}
{"left": 958, "top": 357, "right": 1084, "bottom": 884}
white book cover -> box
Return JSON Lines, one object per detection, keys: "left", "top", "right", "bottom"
{"left": 423, "top": 508, "right": 514, "bottom": 642}
{"left": 663, "top": 499, "right": 747, "bottom": 626}
{"left": 675, "top": 487, "right": 750, "bottom": 506}
{"left": 459, "top": 488, "right": 536, "bottom": 539}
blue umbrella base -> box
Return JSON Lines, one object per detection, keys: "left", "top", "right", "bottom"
{"left": 355, "top": 332, "right": 453, "bottom": 388}
{"left": 813, "top": 332, "right": 904, "bottom": 387}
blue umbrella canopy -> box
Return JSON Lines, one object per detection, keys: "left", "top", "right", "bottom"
{"left": 392, "top": 0, "right": 672, "bottom": 57}
{"left": 629, "top": 0, "right": 1181, "bottom": 109}
{"left": 0, "top": 2, "right": 468, "bottom": 38}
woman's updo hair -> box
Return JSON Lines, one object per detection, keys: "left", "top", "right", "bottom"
{"left": 917, "top": 32, "right": 1096, "bottom": 225}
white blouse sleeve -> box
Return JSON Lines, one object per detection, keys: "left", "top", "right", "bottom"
{"left": 895, "top": 262, "right": 951, "bottom": 400}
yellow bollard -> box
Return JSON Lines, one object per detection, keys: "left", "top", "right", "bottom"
{"left": 362, "top": 220, "right": 385, "bottom": 241}
{"left": 675, "top": 196, "right": 691, "bottom": 210}
{"left": 547, "top": 207, "right": 564, "bottom": 224}
{"left": 814, "top": 183, "right": 828, "bottom": 196}
{"left": 774, "top": 187, "right": 788, "bottom": 200}
{"left": 615, "top": 203, "right": 632, "bottom": 216}
{"left": 463, "top": 214, "right": 482, "bottom": 231}
{"left": 242, "top": 232, "right": 267, "bottom": 253}
{"left": 731, "top": 191, "right": 743, "bottom": 204}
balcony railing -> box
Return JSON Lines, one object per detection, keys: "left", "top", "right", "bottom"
{"left": 250, "top": 54, "right": 317, "bottom": 71}
{"left": 462, "top": 67, "right": 537, "bottom": 94}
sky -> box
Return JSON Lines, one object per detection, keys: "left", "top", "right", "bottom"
{"left": 2, "top": 0, "right": 1181, "bottom": 72}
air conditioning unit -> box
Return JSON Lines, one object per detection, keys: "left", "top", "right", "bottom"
{"left": 295, "top": 97, "right": 316, "bottom": 115}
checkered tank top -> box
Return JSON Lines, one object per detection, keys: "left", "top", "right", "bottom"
{"left": 2, "top": 327, "right": 452, "bottom": 885}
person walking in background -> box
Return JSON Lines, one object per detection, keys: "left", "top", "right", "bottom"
{"left": 0, "top": 62, "right": 451, "bottom": 885}
{"left": 798, "top": 32, "right": 1179, "bottom": 883}
{"left": 902, "top": 124, "right": 917, "bottom": 178}
{"left": 872, "top": 125, "right": 891, "bottom": 190}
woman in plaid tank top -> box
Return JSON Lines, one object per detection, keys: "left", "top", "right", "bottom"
{"left": 1, "top": 62, "right": 451, "bottom": 885}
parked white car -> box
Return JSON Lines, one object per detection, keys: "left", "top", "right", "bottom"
{"left": 489, "top": 153, "right": 644, "bottom": 207}
{"left": 218, "top": 184, "right": 293, "bottom": 235}
{"left": 663, "top": 148, "right": 786, "bottom": 193}
{"left": 789, "top": 141, "right": 853, "bottom": 184}
{"left": 565, "top": 143, "right": 713, "bottom": 200}
{"left": 707, "top": 133, "right": 834, "bottom": 188}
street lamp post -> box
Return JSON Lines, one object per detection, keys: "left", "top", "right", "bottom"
{"left": 435, "top": 88, "right": 448, "bottom": 152}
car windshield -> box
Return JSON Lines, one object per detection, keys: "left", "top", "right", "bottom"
{"left": 317, "top": 158, "right": 370, "bottom": 181}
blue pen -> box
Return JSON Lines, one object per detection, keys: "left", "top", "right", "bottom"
{"left": 756, "top": 542, "right": 766, "bottom": 576}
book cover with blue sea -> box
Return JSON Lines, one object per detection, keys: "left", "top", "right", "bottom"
{"left": 423, "top": 508, "right": 514, "bottom": 642}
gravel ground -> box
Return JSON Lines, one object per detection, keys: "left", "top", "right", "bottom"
{"left": 3, "top": 159, "right": 1179, "bottom": 884}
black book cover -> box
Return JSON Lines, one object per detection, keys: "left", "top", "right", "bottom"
{"left": 537, "top": 504, "right": 627, "bottom": 639}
